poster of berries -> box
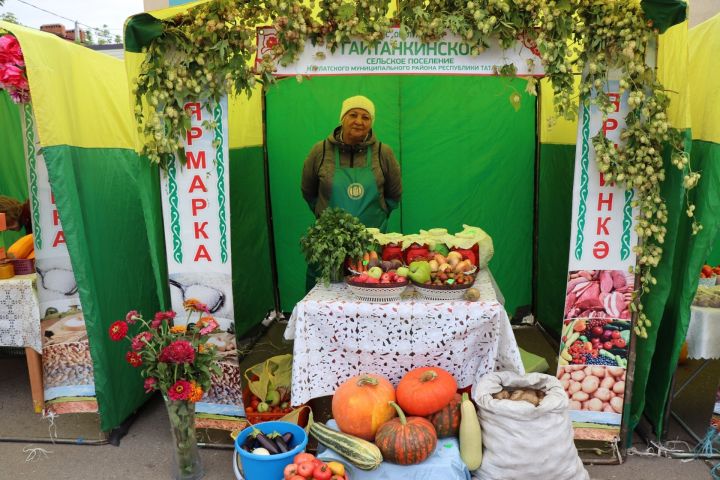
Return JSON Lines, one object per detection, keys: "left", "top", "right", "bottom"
{"left": 558, "top": 80, "right": 638, "bottom": 442}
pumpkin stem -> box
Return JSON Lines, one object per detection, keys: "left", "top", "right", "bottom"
{"left": 420, "top": 370, "right": 439, "bottom": 383}
{"left": 356, "top": 376, "right": 379, "bottom": 387}
{"left": 388, "top": 401, "right": 407, "bottom": 425}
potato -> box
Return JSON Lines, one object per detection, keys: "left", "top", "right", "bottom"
{"left": 510, "top": 389, "right": 526, "bottom": 401}
{"left": 560, "top": 379, "right": 570, "bottom": 390}
{"left": 571, "top": 370, "right": 586, "bottom": 382}
{"left": 590, "top": 367, "right": 606, "bottom": 378}
{"left": 594, "top": 387, "right": 612, "bottom": 402}
{"left": 603, "top": 405, "right": 616, "bottom": 413}
{"left": 518, "top": 391, "right": 540, "bottom": 406}
{"left": 572, "top": 391, "right": 589, "bottom": 402}
{"left": 569, "top": 400, "right": 583, "bottom": 410}
{"left": 584, "top": 366, "right": 594, "bottom": 376}
{"left": 560, "top": 372, "right": 571, "bottom": 381}
{"left": 610, "top": 396, "right": 623, "bottom": 413}
{"left": 600, "top": 376, "right": 615, "bottom": 390}
{"left": 607, "top": 366, "right": 625, "bottom": 378}
{"left": 581, "top": 375, "right": 600, "bottom": 394}
{"left": 493, "top": 390, "right": 510, "bottom": 400}
{"left": 586, "top": 398, "right": 603, "bottom": 411}
{"left": 568, "top": 381, "right": 582, "bottom": 394}
{"left": 613, "top": 381, "right": 625, "bottom": 394}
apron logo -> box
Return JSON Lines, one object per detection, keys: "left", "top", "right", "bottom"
{"left": 347, "top": 183, "right": 365, "bottom": 200}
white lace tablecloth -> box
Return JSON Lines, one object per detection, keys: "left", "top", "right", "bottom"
{"left": 285, "top": 269, "right": 524, "bottom": 405}
{"left": 0, "top": 274, "right": 42, "bottom": 353}
{"left": 686, "top": 306, "right": 720, "bottom": 359}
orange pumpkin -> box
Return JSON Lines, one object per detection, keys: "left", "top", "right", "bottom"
{"left": 332, "top": 374, "right": 397, "bottom": 440}
{"left": 396, "top": 367, "right": 457, "bottom": 416}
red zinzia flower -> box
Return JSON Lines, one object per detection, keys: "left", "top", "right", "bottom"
{"left": 168, "top": 380, "right": 192, "bottom": 401}
{"left": 144, "top": 377, "right": 157, "bottom": 393}
{"left": 125, "top": 310, "right": 140, "bottom": 325}
{"left": 108, "top": 320, "right": 128, "bottom": 341}
{"left": 151, "top": 310, "right": 176, "bottom": 329}
{"left": 0, "top": 35, "right": 23, "bottom": 66}
{"left": 125, "top": 351, "right": 142, "bottom": 367}
{"left": 159, "top": 340, "right": 195, "bottom": 364}
{"left": 131, "top": 331, "right": 153, "bottom": 352}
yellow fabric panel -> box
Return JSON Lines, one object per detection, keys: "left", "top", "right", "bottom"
{"left": 0, "top": 21, "right": 136, "bottom": 150}
{"left": 657, "top": 21, "right": 691, "bottom": 130}
{"left": 229, "top": 86, "right": 263, "bottom": 149}
{"left": 689, "top": 13, "right": 720, "bottom": 143}
{"left": 539, "top": 76, "right": 580, "bottom": 145}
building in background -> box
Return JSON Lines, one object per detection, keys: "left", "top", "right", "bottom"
{"left": 39, "top": 24, "right": 86, "bottom": 43}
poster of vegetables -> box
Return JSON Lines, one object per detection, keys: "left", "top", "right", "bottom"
{"left": 559, "top": 80, "right": 638, "bottom": 442}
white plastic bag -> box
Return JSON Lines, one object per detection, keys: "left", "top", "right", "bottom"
{"left": 472, "top": 371, "right": 588, "bottom": 480}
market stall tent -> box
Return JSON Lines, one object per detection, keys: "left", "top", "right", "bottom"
{"left": 0, "top": 21, "right": 165, "bottom": 432}
{"left": 120, "top": 1, "right": 716, "bottom": 439}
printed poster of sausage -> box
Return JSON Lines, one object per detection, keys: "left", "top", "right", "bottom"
{"left": 558, "top": 270, "right": 634, "bottom": 441}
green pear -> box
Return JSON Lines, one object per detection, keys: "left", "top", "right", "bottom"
{"left": 408, "top": 261, "right": 431, "bottom": 283}
{"left": 367, "top": 266, "right": 383, "bottom": 279}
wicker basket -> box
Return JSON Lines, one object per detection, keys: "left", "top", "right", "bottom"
{"left": 345, "top": 278, "right": 408, "bottom": 303}
{"left": 412, "top": 280, "right": 473, "bottom": 301}
{"left": 9, "top": 258, "right": 35, "bottom": 275}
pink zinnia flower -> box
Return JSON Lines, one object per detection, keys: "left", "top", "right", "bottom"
{"left": 199, "top": 317, "right": 218, "bottom": 335}
{"left": 159, "top": 340, "right": 195, "bottom": 364}
{"left": 125, "top": 351, "right": 142, "bottom": 367}
{"left": 125, "top": 310, "right": 140, "bottom": 324}
{"left": 168, "top": 380, "right": 192, "bottom": 401}
{"left": 108, "top": 320, "right": 128, "bottom": 341}
{"left": 131, "top": 331, "right": 153, "bottom": 352}
{"left": 144, "top": 377, "right": 157, "bottom": 393}
{"left": 151, "top": 310, "right": 176, "bottom": 329}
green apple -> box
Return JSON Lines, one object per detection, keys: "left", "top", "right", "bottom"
{"left": 408, "top": 261, "right": 431, "bottom": 284}
{"left": 396, "top": 266, "right": 410, "bottom": 278}
{"left": 266, "top": 389, "right": 280, "bottom": 406}
{"left": 367, "top": 266, "right": 383, "bottom": 279}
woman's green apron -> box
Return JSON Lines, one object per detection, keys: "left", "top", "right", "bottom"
{"left": 305, "top": 144, "right": 389, "bottom": 291}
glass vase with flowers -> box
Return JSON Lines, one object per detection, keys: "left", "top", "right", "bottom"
{"left": 108, "top": 299, "right": 222, "bottom": 480}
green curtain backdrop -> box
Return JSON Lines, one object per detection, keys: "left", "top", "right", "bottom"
{"left": 229, "top": 146, "right": 275, "bottom": 336}
{"left": 632, "top": 138, "right": 720, "bottom": 435}
{"left": 536, "top": 143, "right": 576, "bottom": 336}
{"left": 0, "top": 91, "right": 29, "bottom": 247}
{"left": 42, "top": 145, "right": 165, "bottom": 431}
{"left": 266, "top": 76, "right": 535, "bottom": 315}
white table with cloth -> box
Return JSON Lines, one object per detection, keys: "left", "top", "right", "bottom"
{"left": 0, "top": 274, "right": 44, "bottom": 412}
{"left": 284, "top": 269, "right": 524, "bottom": 405}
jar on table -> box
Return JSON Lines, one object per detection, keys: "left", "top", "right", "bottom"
{"left": 402, "top": 234, "right": 431, "bottom": 265}
{"left": 453, "top": 225, "right": 495, "bottom": 268}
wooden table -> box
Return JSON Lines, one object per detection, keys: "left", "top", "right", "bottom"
{"left": 0, "top": 274, "right": 44, "bottom": 413}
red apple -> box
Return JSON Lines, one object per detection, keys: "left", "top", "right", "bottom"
{"left": 296, "top": 461, "right": 315, "bottom": 478}
{"left": 365, "top": 277, "right": 380, "bottom": 284}
{"left": 355, "top": 273, "right": 369, "bottom": 283}
{"left": 396, "top": 276, "right": 406, "bottom": 282}
{"left": 380, "top": 273, "right": 392, "bottom": 283}
{"left": 603, "top": 341, "right": 614, "bottom": 350}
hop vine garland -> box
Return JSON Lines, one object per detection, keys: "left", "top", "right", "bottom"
{"left": 133, "top": 0, "right": 698, "bottom": 339}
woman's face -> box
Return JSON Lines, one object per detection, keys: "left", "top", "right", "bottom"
{"left": 341, "top": 108, "right": 372, "bottom": 144}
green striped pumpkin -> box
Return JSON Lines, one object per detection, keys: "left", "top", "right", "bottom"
{"left": 427, "top": 393, "right": 462, "bottom": 438}
{"left": 375, "top": 401, "right": 437, "bottom": 465}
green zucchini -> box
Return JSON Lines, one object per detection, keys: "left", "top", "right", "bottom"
{"left": 309, "top": 422, "right": 383, "bottom": 470}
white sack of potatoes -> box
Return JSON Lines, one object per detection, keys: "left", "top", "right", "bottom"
{"left": 472, "top": 371, "right": 588, "bottom": 480}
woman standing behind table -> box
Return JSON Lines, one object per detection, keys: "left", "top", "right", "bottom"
{"left": 301, "top": 95, "right": 402, "bottom": 290}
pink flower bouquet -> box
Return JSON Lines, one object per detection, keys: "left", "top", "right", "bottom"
{"left": 0, "top": 34, "right": 30, "bottom": 103}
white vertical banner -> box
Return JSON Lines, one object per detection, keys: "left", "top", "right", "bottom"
{"left": 21, "top": 103, "right": 97, "bottom": 413}
{"left": 556, "top": 81, "right": 638, "bottom": 442}
{"left": 160, "top": 96, "right": 244, "bottom": 428}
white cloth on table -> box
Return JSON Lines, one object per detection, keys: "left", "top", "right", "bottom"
{"left": 0, "top": 274, "right": 42, "bottom": 352}
{"left": 284, "top": 269, "right": 524, "bottom": 405}
{"left": 686, "top": 306, "right": 720, "bottom": 359}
